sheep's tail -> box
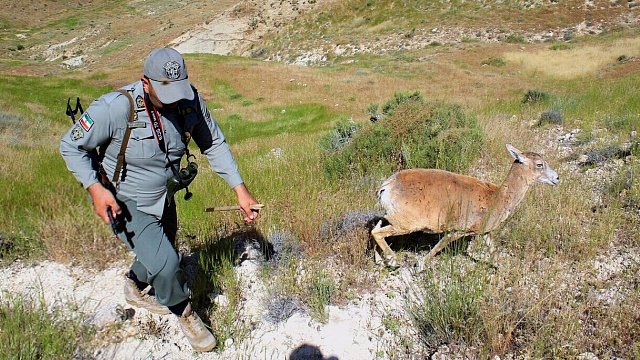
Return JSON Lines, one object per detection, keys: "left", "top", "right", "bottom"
{"left": 377, "top": 175, "right": 396, "bottom": 211}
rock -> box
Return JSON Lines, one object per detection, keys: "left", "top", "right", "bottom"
{"left": 62, "top": 55, "right": 85, "bottom": 68}
{"left": 211, "top": 294, "right": 229, "bottom": 307}
{"left": 578, "top": 352, "right": 599, "bottom": 360}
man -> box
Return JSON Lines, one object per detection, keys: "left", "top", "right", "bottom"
{"left": 60, "top": 47, "right": 260, "bottom": 352}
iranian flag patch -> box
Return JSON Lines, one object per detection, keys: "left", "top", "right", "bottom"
{"left": 79, "top": 113, "right": 94, "bottom": 132}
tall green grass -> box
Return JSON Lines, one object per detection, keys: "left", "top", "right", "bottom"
{"left": 0, "top": 74, "right": 112, "bottom": 125}
{"left": 409, "top": 255, "right": 488, "bottom": 351}
{"left": 0, "top": 296, "right": 94, "bottom": 359}
{"left": 218, "top": 103, "right": 334, "bottom": 142}
{"left": 485, "top": 72, "right": 640, "bottom": 136}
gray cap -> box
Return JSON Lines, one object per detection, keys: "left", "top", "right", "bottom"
{"left": 143, "top": 48, "right": 194, "bottom": 104}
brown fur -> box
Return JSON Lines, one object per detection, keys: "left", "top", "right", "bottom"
{"left": 371, "top": 145, "right": 559, "bottom": 264}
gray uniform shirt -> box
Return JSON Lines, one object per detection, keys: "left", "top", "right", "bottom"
{"left": 60, "top": 81, "right": 243, "bottom": 218}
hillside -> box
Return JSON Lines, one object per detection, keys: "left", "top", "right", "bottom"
{"left": 1, "top": 1, "right": 639, "bottom": 359}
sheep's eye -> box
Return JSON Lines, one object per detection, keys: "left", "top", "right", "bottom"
{"left": 536, "top": 163, "right": 543, "bottom": 168}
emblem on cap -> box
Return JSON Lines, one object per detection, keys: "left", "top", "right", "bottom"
{"left": 163, "top": 61, "right": 181, "bottom": 80}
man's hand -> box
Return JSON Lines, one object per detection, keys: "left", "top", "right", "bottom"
{"left": 87, "top": 182, "right": 121, "bottom": 224}
{"left": 233, "top": 183, "right": 260, "bottom": 223}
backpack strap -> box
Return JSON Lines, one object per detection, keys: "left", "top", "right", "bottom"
{"left": 112, "top": 89, "right": 136, "bottom": 185}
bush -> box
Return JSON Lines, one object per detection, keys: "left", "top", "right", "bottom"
{"left": 308, "top": 270, "right": 337, "bottom": 321}
{"left": 381, "top": 91, "right": 424, "bottom": 116}
{"left": 409, "top": 259, "right": 487, "bottom": 350}
{"left": 481, "top": 57, "right": 506, "bottom": 67}
{"left": 538, "top": 110, "right": 563, "bottom": 126}
{"left": 604, "top": 113, "right": 639, "bottom": 132}
{"left": 549, "top": 43, "right": 572, "bottom": 51}
{"left": 522, "top": 89, "right": 550, "bottom": 104}
{"left": 321, "top": 92, "right": 484, "bottom": 180}
{"left": 506, "top": 34, "right": 526, "bottom": 44}
{"left": 318, "top": 117, "right": 361, "bottom": 152}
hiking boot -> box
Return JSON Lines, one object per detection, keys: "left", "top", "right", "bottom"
{"left": 178, "top": 303, "right": 217, "bottom": 352}
{"left": 123, "top": 277, "right": 171, "bottom": 315}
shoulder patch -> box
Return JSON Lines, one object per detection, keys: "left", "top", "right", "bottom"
{"left": 71, "top": 125, "right": 84, "bottom": 141}
{"left": 78, "top": 113, "right": 94, "bottom": 132}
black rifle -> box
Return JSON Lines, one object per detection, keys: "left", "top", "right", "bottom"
{"left": 106, "top": 206, "right": 121, "bottom": 236}
{"left": 66, "top": 97, "right": 84, "bottom": 123}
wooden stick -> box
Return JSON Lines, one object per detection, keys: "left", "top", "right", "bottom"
{"left": 204, "top": 204, "right": 264, "bottom": 212}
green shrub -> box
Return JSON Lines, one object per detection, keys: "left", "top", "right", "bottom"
{"left": 381, "top": 91, "right": 423, "bottom": 116}
{"left": 322, "top": 92, "right": 484, "bottom": 180}
{"left": 549, "top": 43, "right": 572, "bottom": 51}
{"left": 506, "top": 34, "right": 526, "bottom": 44}
{"left": 318, "top": 117, "right": 361, "bottom": 152}
{"left": 522, "top": 89, "right": 550, "bottom": 104}
{"left": 538, "top": 110, "right": 564, "bottom": 126}
{"left": 607, "top": 155, "right": 640, "bottom": 211}
{"left": 604, "top": 113, "right": 639, "bottom": 132}
{"left": 366, "top": 103, "right": 379, "bottom": 116}
{"left": 481, "top": 57, "right": 506, "bottom": 67}
{"left": 409, "top": 258, "right": 487, "bottom": 350}
{"left": 309, "top": 270, "right": 337, "bottom": 321}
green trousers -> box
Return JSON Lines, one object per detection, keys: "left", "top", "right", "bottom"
{"left": 115, "top": 196, "right": 190, "bottom": 307}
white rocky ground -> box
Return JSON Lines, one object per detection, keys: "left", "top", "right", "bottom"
{"left": 170, "top": 0, "right": 323, "bottom": 57}
{"left": 0, "top": 255, "right": 422, "bottom": 359}
{"left": 1, "top": 213, "right": 637, "bottom": 359}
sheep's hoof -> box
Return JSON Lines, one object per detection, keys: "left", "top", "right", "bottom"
{"left": 384, "top": 255, "right": 399, "bottom": 270}
{"left": 374, "top": 250, "right": 399, "bottom": 269}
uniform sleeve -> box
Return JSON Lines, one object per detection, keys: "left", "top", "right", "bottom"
{"left": 59, "top": 94, "right": 129, "bottom": 189}
{"left": 191, "top": 95, "right": 244, "bottom": 188}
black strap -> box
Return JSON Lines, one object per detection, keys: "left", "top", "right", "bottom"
{"left": 112, "top": 90, "right": 136, "bottom": 184}
{"left": 144, "top": 93, "right": 167, "bottom": 153}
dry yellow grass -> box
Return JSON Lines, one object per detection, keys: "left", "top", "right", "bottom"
{"left": 504, "top": 37, "right": 640, "bottom": 79}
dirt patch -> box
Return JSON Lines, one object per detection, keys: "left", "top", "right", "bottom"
{"left": 170, "top": 0, "right": 328, "bottom": 56}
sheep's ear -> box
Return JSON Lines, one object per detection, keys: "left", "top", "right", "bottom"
{"left": 506, "top": 144, "right": 527, "bottom": 164}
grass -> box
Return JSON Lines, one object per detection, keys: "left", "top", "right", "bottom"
{"left": 483, "top": 69, "right": 640, "bottom": 136}
{"left": 504, "top": 36, "right": 640, "bottom": 79}
{"left": 218, "top": 103, "right": 335, "bottom": 142}
{"left": 189, "top": 228, "right": 249, "bottom": 349}
{"left": 0, "top": 295, "right": 94, "bottom": 359}
{"left": 409, "top": 254, "right": 487, "bottom": 351}
{"left": 0, "top": 1, "right": 639, "bottom": 357}
{"left": 307, "top": 268, "right": 337, "bottom": 321}
{"left": 0, "top": 74, "right": 112, "bottom": 126}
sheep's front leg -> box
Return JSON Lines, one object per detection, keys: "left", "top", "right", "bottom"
{"left": 424, "top": 231, "right": 465, "bottom": 260}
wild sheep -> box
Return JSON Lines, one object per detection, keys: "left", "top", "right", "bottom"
{"left": 371, "top": 144, "right": 560, "bottom": 267}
